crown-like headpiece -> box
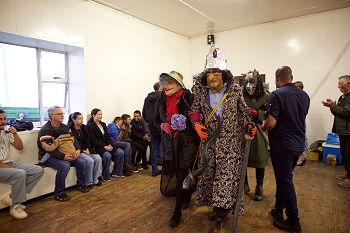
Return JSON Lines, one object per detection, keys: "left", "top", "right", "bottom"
{"left": 204, "top": 45, "right": 227, "bottom": 70}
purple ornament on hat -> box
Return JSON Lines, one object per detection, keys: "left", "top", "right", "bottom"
{"left": 213, "top": 49, "right": 217, "bottom": 58}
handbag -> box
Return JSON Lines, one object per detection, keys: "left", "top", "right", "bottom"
{"left": 7, "top": 119, "right": 34, "bottom": 131}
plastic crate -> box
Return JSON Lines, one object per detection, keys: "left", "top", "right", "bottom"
{"left": 326, "top": 133, "right": 340, "bottom": 145}
{"left": 322, "top": 142, "right": 343, "bottom": 165}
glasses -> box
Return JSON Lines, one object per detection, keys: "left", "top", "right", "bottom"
{"left": 53, "top": 113, "right": 65, "bottom": 116}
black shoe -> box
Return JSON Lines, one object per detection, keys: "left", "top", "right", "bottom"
{"left": 78, "top": 185, "right": 90, "bottom": 193}
{"left": 94, "top": 181, "right": 102, "bottom": 186}
{"left": 124, "top": 170, "right": 133, "bottom": 176}
{"left": 254, "top": 185, "right": 263, "bottom": 201}
{"left": 152, "top": 170, "right": 161, "bottom": 177}
{"left": 135, "top": 163, "right": 143, "bottom": 171}
{"left": 168, "top": 211, "right": 182, "bottom": 228}
{"left": 142, "top": 164, "right": 149, "bottom": 170}
{"left": 273, "top": 218, "right": 301, "bottom": 232}
{"left": 271, "top": 208, "right": 284, "bottom": 220}
{"left": 35, "top": 162, "right": 45, "bottom": 167}
{"left": 124, "top": 163, "right": 139, "bottom": 173}
{"left": 157, "top": 159, "right": 163, "bottom": 166}
{"left": 214, "top": 217, "right": 224, "bottom": 232}
{"left": 181, "top": 202, "right": 189, "bottom": 210}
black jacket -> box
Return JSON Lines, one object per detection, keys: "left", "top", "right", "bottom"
{"left": 87, "top": 121, "right": 115, "bottom": 155}
{"left": 142, "top": 91, "right": 161, "bottom": 136}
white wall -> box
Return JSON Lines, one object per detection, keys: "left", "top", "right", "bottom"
{"left": 1, "top": 0, "right": 349, "bottom": 145}
{"left": 190, "top": 8, "right": 350, "bottom": 145}
{"left": 0, "top": 0, "right": 190, "bottom": 124}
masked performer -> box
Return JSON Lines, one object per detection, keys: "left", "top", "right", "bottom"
{"left": 154, "top": 71, "right": 199, "bottom": 228}
{"left": 189, "top": 46, "right": 254, "bottom": 232}
{"left": 242, "top": 69, "right": 269, "bottom": 201}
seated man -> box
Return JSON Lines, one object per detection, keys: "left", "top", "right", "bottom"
{"left": 107, "top": 116, "right": 138, "bottom": 174}
{"left": 37, "top": 106, "right": 93, "bottom": 199}
{"left": 0, "top": 109, "right": 44, "bottom": 219}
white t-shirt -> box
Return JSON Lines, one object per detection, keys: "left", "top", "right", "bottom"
{"left": 0, "top": 130, "right": 14, "bottom": 162}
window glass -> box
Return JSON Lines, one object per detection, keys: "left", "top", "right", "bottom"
{"left": 42, "top": 82, "right": 67, "bottom": 107}
{"left": 40, "top": 51, "right": 66, "bottom": 80}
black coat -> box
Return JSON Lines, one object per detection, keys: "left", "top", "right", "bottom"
{"left": 142, "top": 91, "right": 161, "bottom": 136}
{"left": 87, "top": 121, "right": 115, "bottom": 156}
{"left": 154, "top": 89, "right": 199, "bottom": 169}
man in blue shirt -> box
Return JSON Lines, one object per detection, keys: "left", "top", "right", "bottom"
{"left": 262, "top": 66, "right": 309, "bottom": 232}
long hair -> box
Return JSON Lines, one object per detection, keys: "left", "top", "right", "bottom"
{"left": 67, "top": 112, "right": 82, "bottom": 129}
{"left": 87, "top": 108, "right": 101, "bottom": 124}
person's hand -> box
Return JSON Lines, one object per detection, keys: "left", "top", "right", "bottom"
{"left": 194, "top": 123, "right": 208, "bottom": 139}
{"left": 244, "top": 122, "right": 256, "bottom": 137}
{"left": 104, "top": 145, "right": 113, "bottom": 151}
{"left": 188, "top": 111, "right": 202, "bottom": 122}
{"left": 83, "top": 149, "right": 90, "bottom": 155}
{"left": 322, "top": 99, "right": 335, "bottom": 107}
{"left": 74, "top": 150, "right": 81, "bottom": 159}
{"left": 64, "top": 154, "right": 74, "bottom": 161}
{"left": 6, "top": 126, "right": 17, "bottom": 135}
{"left": 161, "top": 123, "right": 173, "bottom": 134}
{"left": 249, "top": 108, "right": 258, "bottom": 119}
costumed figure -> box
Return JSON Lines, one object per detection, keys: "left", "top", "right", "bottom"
{"left": 154, "top": 71, "right": 200, "bottom": 228}
{"left": 189, "top": 45, "right": 254, "bottom": 232}
{"left": 242, "top": 69, "right": 269, "bottom": 201}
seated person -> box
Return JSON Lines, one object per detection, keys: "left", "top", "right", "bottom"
{"left": 107, "top": 117, "right": 138, "bottom": 174}
{"left": 0, "top": 109, "right": 44, "bottom": 219}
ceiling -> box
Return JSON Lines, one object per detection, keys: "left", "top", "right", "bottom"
{"left": 89, "top": 0, "right": 350, "bottom": 38}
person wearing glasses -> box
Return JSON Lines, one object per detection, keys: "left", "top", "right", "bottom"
{"left": 37, "top": 106, "right": 93, "bottom": 202}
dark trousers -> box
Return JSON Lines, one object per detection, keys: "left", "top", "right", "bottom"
{"left": 270, "top": 145, "right": 302, "bottom": 220}
{"left": 339, "top": 135, "right": 350, "bottom": 178}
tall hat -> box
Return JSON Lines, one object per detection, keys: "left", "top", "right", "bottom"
{"left": 204, "top": 45, "right": 227, "bottom": 70}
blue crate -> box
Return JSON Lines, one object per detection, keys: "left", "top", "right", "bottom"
{"left": 322, "top": 142, "right": 343, "bottom": 165}
{"left": 326, "top": 133, "right": 340, "bottom": 145}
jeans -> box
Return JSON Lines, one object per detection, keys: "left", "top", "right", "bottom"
{"left": 101, "top": 151, "right": 112, "bottom": 179}
{"left": 0, "top": 162, "right": 43, "bottom": 205}
{"left": 150, "top": 135, "right": 161, "bottom": 173}
{"left": 110, "top": 148, "right": 125, "bottom": 176}
{"left": 89, "top": 153, "right": 102, "bottom": 184}
{"left": 79, "top": 153, "right": 101, "bottom": 186}
{"left": 114, "top": 141, "right": 132, "bottom": 165}
{"left": 44, "top": 155, "right": 71, "bottom": 196}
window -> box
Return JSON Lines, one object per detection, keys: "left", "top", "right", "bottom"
{"left": 0, "top": 43, "right": 69, "bottom": 125}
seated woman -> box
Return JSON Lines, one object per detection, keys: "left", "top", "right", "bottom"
{"left": 87, "top": 108, "right": 124, "bottom": 181}
{"left": 68, "top": 112, "right": 103, "bottom": 187}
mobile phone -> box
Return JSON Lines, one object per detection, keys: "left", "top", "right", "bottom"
{"left": 4, "top": 125, "right": 10, "bottom": 132}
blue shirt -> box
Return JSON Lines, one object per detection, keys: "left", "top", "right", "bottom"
{"left": 206, "top": 83, "right": 227, "bottom": 116}
{"left": 107, "top": 123, "right": 121, "bottom": 143}
{"left": 267, "top": 83, "right": 310, "bottom": 151}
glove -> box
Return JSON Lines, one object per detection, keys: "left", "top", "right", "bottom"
{"left": 194, "top": 123, "right": 208, "bottom": 139}
{"left": 188, "top": 111, "right": 203, "bottom": 122}
{"left": 244, "top": 122, "right": 256, "bottom": 137}
{"left": 161, "top": 123, "right": 173, "bottom": 134}
{"left": 249, "top": 108, "right": 258, "bottom": 119}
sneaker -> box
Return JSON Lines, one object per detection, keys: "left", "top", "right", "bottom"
{"left": 111, "top": 174, "right": 125, "bottom": 178}
{"left": 142, "top": 164, "right": 149, "bottom": 170}
{"left": 102, "top": 177, "right": 110, "bottom": 182}
{"left": 336, "top": 173, "right": 348, "bottom": 180}
{"left": 10, "top": 204, "right": 28, "bottom": 220}
{"left": 124, "top": 163, "right": 139, "bottom": 173}
{"left": 338, "top": 179, "right": 350, "bottom": 188}
{"left": 1, "top": 194, "right": 26, "bottom": 209}
{"left": 253, "top": 185, "right": 263, "bottom": 201}
{"left": 135, "top": 164, "right": 143, "bottom": 171}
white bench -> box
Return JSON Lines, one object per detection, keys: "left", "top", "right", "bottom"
{"left": 0, "top": 130, "right": 78, "bottom": 210}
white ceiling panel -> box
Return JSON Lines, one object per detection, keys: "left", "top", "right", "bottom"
{"left": 90, "top": 0, "right": 350, "bottom": 37}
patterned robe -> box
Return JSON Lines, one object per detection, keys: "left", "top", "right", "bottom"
{"left": 191, "top": 70, "right": 251, "bottom": 211}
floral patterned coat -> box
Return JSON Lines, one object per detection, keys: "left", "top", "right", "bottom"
{"left": 191, "top": 70, "right": 251, "bottom": 211}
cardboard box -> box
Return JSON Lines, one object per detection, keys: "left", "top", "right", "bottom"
{"left": 322, "top": 142, "right": 343, "bottom": 165}
{"left": 305, "top": 151, "right": 320, "bottom": 161}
